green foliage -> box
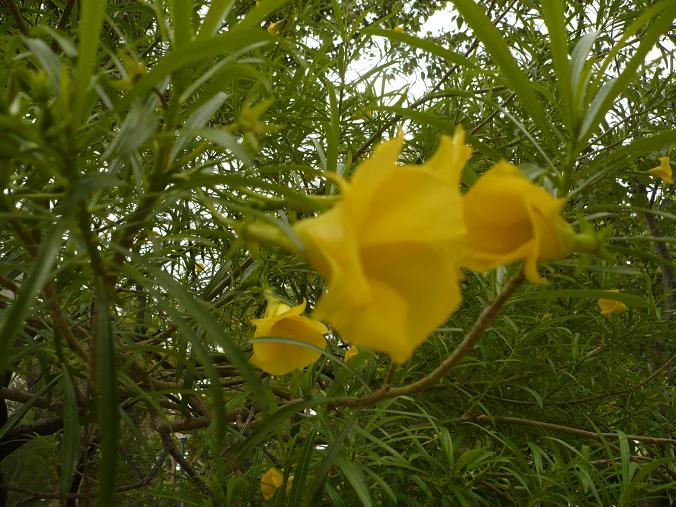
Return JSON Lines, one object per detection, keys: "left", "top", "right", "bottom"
{"left": 0, "top": 0, "right": 673, "bottom": 505}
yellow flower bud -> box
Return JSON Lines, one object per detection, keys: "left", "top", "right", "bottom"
{"left": 294, "top": 128, "right": 470, "bottom": 364}
{"left": 393, "top": 26, "right": 404, "bottom": 33}
{"left": 647, "top": 157, "right": 672, "bottom": 184}
{"left": 597, "top": 289, "right": 628, "bottom": 316}
{"left": 540, "top": 312, "right": 552, "bottom": 321}
{"left": 194, "top": 262, "right": 205, "bottom": 273}
{"left": 250, "top": 299, "right": 328, "bottom": 375}
{"left": 462, "top": 162, "right": 575, "bottom": 283}
{"left": 344, "top": 346, "right": 359, "bottom": 362}
{"left": 267, "top": 20, "right": 282, "bottom": 34}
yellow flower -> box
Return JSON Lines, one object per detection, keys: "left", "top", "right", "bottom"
{"left": 267, "top": 20, "right": 282, "bottom": 34}
{"left": 260, "top": 468, "right": 293, "bottom": 500}
{"left": 393, "top": 26, "right": 405, "bottom": 33}
{"left": 647, "top": 157, "right": 672, "bottom": 184}
{"left": 462, "top": 161, "right": 575, "bottom": 283}
{"left": 597, "top": 289, "right": 628, "bottom": 316}
{"left": 194, "top": 262, "right": 205, "bottom": 273}
{"left": 294, "top": 129, "right": 470, "bottom": 364}
{"left": 344, "top": 346, "right": 359, "bottom": 362}
{"left": 250, "top": 299, "right": 328, "bottom": 376}
{"left": 541, "top": 312, "right": 552, "bottom": 321}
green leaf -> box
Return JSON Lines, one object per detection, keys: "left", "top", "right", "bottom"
{"left": 94, "top": 276, "right": 118, "bottom": 505}
{"left": 364, "top": 27, "right": 478, "bottom": 69}
{"left": 168, "top": 0, "right": 193, "bottom": 47}
{"left": 59, "top": 367, "right": 80, "bottom": 498}
{"left": 233, "top": 0, "right": 289, "bottom": 32}
{"left": 577, "top": 3, "right": 676, "bottom": 146}
{"left": 74, "top": 0, "right": 107, "bottom": 125}
{"left": 0, "top": 221, "right": 65, "bottom": 376}
{"left": 518, "top": 289, "right": 647, "bottom": 308}
{"left": 540, "top": 0, "right": 573, "bottom": 130}
{"left": 337, "top": 456, "right": 374, "bottom": 507}
{"left": 117, "top": 30, "right": 272, "bottom": 111}
{"left": 451, "top": 0, "right": 558, "bottom": 141}
{"left": 199, "top": 0, "right": 235, "bottom": 38}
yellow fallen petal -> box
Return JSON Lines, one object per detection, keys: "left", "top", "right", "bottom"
{"left": 597, "top": 289, "right": 628, "bottom": 316}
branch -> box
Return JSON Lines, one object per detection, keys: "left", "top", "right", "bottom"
{"left": 336, "top": 270, "right": 526, "bottom": 408}
{"left": 466, "top": 415, "right": 676, "bottom": 446}
{"left": 2, "top": 0, "right": 29, "bottom": 35}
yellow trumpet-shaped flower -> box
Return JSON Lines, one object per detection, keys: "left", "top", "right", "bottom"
{"left": 250, "top": 299, "right": 328, "bottom": 376}
{"left": 597, "top": 289, "right": 628, "bottom": 316}
{"left": 294, "top": 128, "right": 470, "bottom": 364}
{"left": 462, "top": 162, "right": 576, "bottom": 283}
{"left": 647, "top": 157, "right": 672, "bottom": 184}
{"left": 260, "top": 468, "right": 293, "bottom": 500}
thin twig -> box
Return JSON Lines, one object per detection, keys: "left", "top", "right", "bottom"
{"left": 465, "top": 415, "right": 676, "bottom": 445}
{"left": 2, "top": 0, "right": 29, "bottom": 35}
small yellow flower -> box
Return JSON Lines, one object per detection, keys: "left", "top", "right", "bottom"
{"left": 250, "top": 299, "right": 328, "bottom": 376}
{"left": 344, "top": 346, "right": 359, "bottom": 362}
{"left": 294, "top": 128, "right": 471, "bottom": 364}
{"left": 462, "top": 162, "right": 576, "bottom": 283}
{"left": 393, "top": 26, "right": 404, "bottom": 33}
{"left": 260, "top": 467, "right": 290, "bottom": 500}
{"left": 598, "top": 289, "right": 628, "bottom": 316}
{"left": 194, "top": 262, "right": 205, "bottom": 273}
{"left": 647, "top": 157, "right": 672, "bottom": 184}
{"left": 541, "top": 312, "right": 552, "bottom": 321}
{"left": 267, "top": 20, "right": 282, "bottom": 34}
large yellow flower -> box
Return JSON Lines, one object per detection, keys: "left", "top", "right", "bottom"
{"left": 294, "top": 129, "right": 470, "bottom": 364}
{"left": 597, "top": 289, "right": 628, "bottom": 316}
{"left": 462, "top": 161, "right": 575, "bottom": 283}
{"left": 647, "top": 156, "right": 672, "bottom": 184}
{"left": 250, "top": 299, "right": 328, "bottom": 376}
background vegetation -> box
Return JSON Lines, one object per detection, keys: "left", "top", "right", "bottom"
{"left": 0, "top": 0, "right": 673, "bottom": 505}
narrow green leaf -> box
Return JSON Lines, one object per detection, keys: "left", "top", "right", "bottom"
{"left": 170, "top": 91, "right": 228, "bottom": 162}
{"left": 199, "top": 0, "right": 235, "bottom": 38}
{"left": 0, "top": 221, "right": 65, "bottom": 375}
{"left": 540, "top": 0, "right": 573, "bottom": 129}
{"left": 518, "top": 289, "right": 646, "bottom": 308}
{"left": 288, "top": 420, "right": 318, "bottom": 506}
{"left": 577, "top": 4, "right": 676, "bottom": 145}
{"left": 451, "top": 0, "right": 558, "bottom": 141}
{"left": 233, "top": 0, "right": 289, "bottom": 32}
{"left": 22, "top": 37, "right": 62, "bottom": 94}
{"left": 59, "top": 368, "right": 80, "bottom": 498}
{"left": 337, "top": 456, "right": 374, "bottom": 507}
{"left": 117, "top": 31, "right": 272, "bottom": 110}
{"left": 364, "top": 27, "right": 478, "bottom": 69}
{"left": 136, "top": 262, "right": 268, "bottom": 413}
{"left": 234, "top": 398, "right": 346, "bottom": 461}
{"left": 74, "top": 0, "right": 107, "bottom": 125}
{"left": 168, "top": 0, "right": 193, "bottom": 47}
{"left": 94, "top": 276, "right": 118, "bottom": 505}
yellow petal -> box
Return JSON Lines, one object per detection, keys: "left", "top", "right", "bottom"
{"left": 462, "top": 161, "right": 574, "bottom": 282}
{"left": 647, "top": 157, "right": 672, "bottom": 184}
{"left": 294, "top": 131, "right": 470, "bottom": 363}
{"left": 597, "top": 290, "right": 628, "bottom": 316}
{"left": 260, "top": 468, "right": 283, "bottom": 500}
{"left": 250, "top": 299, "right": 328, "bottom": 376}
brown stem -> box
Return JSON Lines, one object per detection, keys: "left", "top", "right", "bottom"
{"left": 2, "top": 0, "right": 29, "bottom": 35}
{"left": 337, "top": 270, "right": 526, "bottom": 408}
{"left": 466, "top": 415, "right": 676, "bottom": 445}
